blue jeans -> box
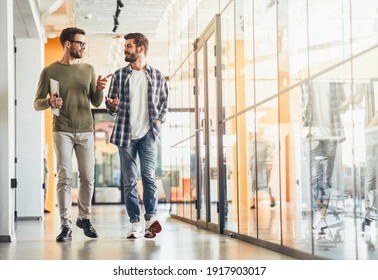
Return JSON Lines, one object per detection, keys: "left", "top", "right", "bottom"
{"left": 118, "top": 129, "right": 158, "bottom": 223}
{"left": 310, "top": 140, "right": 337, "bottom": 211}
{"left": 364, "top": 128, "right": 378, "bottom": 209}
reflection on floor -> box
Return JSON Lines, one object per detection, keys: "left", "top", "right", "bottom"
{"left": 0, "top": 204, "right": 295, "bottom": 260}
{"left": 174, "top": 194, "right": 378, "bottom": 260}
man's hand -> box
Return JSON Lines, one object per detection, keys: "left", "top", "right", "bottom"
{"left": 49, "top": 93, "right": 63, "bottom": 108}
{"left": 96, "top": 74, "right": 112, "bottom": 91}
{"left": 105, "top": 96, "right": 119, "bottom": 112}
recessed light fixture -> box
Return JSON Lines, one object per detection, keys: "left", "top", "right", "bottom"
{"left": 115, "top": 6, "right": 121, "bottom": 17}
{"left": 113, "top": 15, "right": 119, "bottom": 26}
{"left": 117, "top": 0, "right": 124, "bottom": 8}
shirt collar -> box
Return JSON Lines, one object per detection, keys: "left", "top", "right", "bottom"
{"left": 126, "top": 63, "right": 151, "bottom": 75}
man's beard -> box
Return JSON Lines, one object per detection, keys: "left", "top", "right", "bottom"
{"left": 125, "top": 52, "right": 139, "bottom": 63}
{"left": 70, "top": 49, "right": 82, "bottom": 59}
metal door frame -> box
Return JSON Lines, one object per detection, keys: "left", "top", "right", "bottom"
{"left": 194, "top": 15, "right": 225, "bottom": 233}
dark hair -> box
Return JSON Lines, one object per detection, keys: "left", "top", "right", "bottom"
{"left": 59, "top": 27, "right": 86, "bottom": 47}
{"left": 124, "top": 33, "right": 149, "bottom": 55}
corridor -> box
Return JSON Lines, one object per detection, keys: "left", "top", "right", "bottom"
{"left": 0, "top": 204, "right": 295, "bottom": 260}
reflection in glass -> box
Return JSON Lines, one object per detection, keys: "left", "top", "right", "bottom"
{"left": 93, "top": 111, "right": 122, "bottom": 203}
{"left": 254, "top": 0, "right": 278, "bottom": 104}
{"left": 166, "top": 0, "right": 378, "bottom": 260}
{"left": 207, "top": 33, "right": 219, "bottom": 225}
{"left": 224, "top": 119, "right": 238, "bottom": 233}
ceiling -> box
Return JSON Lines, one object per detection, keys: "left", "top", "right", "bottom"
{"left": 43, "top": 0, "right": 173, "bottom": 38}
{"left": 13, "top": 0, "right": 173, "bottom": 76}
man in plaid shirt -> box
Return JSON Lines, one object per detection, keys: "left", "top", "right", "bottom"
{"left": 301, "top": 81, "right": 350, "bottom": 230}
{"left": 106, "top": 33, "right": 168, "bottom": 239}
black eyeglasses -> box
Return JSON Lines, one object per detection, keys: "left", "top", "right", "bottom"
{"left": 70, "top": 40, "right": 86, "bottom": 48}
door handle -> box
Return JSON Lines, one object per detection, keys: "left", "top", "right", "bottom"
{"left": 201, "top": 118, "right": 206, "bottom": 145}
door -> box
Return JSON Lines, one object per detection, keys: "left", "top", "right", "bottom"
{"left": 194, "top": 15, "right": 223, "bottom": 232}
{"left": 92, "top": 109, "right": 123, "bottom": 204}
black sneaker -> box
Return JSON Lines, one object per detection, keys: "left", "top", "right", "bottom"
{"left": 76, "top": 218, "right": 98, "bottom": 238}
{"left": 56, "top": 227, "right": 72, "bottom": 242}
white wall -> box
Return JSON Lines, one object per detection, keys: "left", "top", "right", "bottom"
{"left": 15, "top": 38, "right": 44, "bottom": 219}
{"left": 0, "top": 0, "right": 16, "bottom": 242}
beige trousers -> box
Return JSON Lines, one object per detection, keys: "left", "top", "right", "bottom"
{"left": 53, "top": 132, "right": 95, "bottom": 229}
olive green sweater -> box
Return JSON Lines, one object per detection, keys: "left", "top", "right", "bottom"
{"left": 34, "top": 61, "right": 104, "bottom": 132}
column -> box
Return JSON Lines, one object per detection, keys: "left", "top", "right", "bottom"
{"left": 15, "top": 39, "right": 44, "bottom": 219}
{"left": 0, "top": 0, "right": 16, "bottom": 242}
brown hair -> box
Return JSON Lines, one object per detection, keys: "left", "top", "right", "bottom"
{"left": 124, "top": 33, "right": 149, "bottom": 55}
{"left": 59, "top": 27, "right": 86, "bottom": 47}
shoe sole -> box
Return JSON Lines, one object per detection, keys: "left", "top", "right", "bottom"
{"left": 127, "top": 234, "right": 143, "bottom": 239}
{"left": 144, "top": 220, "right": 162, "bottom": 238}
{"left": 56, "top": 236, "right": 72, "bottom": 242}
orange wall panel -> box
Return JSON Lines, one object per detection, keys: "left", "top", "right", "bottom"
{"left": 44, "top": 38, "right": 62, "bottom": 212}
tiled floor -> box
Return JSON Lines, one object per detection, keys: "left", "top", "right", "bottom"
{"left": 0, "top": 204, "right": 295, "bottom": 260}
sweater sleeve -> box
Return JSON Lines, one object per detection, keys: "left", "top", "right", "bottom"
{"left": 105, "top": 71, "right": 119, "bottom": 116}
{"left": 34, "top": 69, "right": 51, "bottom": 111}
{"left": 89, "top": 66, "right": 104, "bottom": 108}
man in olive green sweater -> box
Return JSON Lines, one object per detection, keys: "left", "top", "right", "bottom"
{"left": 34, "top": 27, "right": 111, "bottom": 242}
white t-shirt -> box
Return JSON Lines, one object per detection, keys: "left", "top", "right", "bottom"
{"left": 129, "top": 69, "right": 150, "bottom": 139}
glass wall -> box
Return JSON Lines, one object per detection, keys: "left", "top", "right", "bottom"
{"left": 167, "top": 0, "right": 378, "bottom": 259}
{"left": 93, "top": 110, "right": 122, "bottom": 204}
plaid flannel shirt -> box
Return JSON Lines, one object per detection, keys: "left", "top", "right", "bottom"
{"left": 106, "top": 64, "right": 168, "bottom": 147}
{"left": 301, "top": 81, "right": 346, "bottom": 143}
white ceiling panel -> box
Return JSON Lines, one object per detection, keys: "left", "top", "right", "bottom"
{"left": 74, "top": 0, "right": 173, "bottom": 36}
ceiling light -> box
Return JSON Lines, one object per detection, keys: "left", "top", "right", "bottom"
{"left": 113, "top": 16, "right": 119, "bottom": 26}
{"left": 115, "top": 7, "right": 121, "bottom": 17}
{"left": 83, "top": 14, "right": 92, "bottom": 20}
{"left": 117, "top": 0, "right": 124, "bottom": 8}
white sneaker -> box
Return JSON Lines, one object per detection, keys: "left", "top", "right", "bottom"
{"left": 312, "top": 211, "right": 324, "bottom": 230}
{"left": 144, "top": 219, "right": 162, "bottom": 238}
{"left": 126, "top": 222, "right": 143, "bottom": 239}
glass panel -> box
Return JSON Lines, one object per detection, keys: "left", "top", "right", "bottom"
{"left": 197, "top": 46, "right": 207, "bottom": 221}
{"left": 93, "top": 112, "right": 122, "bottom": 203}
{"left": 280, "top": 86, "right": 312, "bottom": 255}
{"left": 197, "top": 0, "right": 219, "bottom": 36}
{"left": 351, "top": 0, "right": 378, "bottom": 55}
{"left": 238, "top": 112, "right": 256, "bottom": 237}
{"left": 236, "top": 0, "right": 255, "bottom": 110}
{"left": 302, "top": 65, "right": 356, "bottom": 259}
{"left": 255, "top": 98, "right": 280, "bottom": 244}
{"left": 254, "top": 0, "right": 278, "bottom": 104}
{"left": 221, "top": 2, "right": 236, "bottom": 118}
{"left": 223, "top": 118, "right": 238, "bottom": 231}
{"left": 176, "top": 141, "right": 184, "bottom": 218}
{"left": 189, "top": 52, "right": 197, "bottom": 221}
{"left": 220, "top": 0, "right": 232, "bottom": 13}
{"left": 286, "top": 0, "right": 309, "bottom": 83}
{"left": 188, "top": 0, "right": 197, "bottom": 49}
{"left": 189, "top": 52, "right": 196, "bottom": 136}
{"left": 352, "top": 46, "right": 378, "bottom": 260}
{"left": 167, "top": 77, "right": 177, "bottom": 215}
{"left": 278, "top": 0, "right": 309, "bottom": 90}
{"left": 190, "top": 135, "right": 198, "bottom": 221}
{"left": 182, "top": 61, "right": 191, "bottom": 140}
{"left": 170, "top": 145, "right": 177, "bottom": 215}
{"left": 178, "top": 138, "right": 193, "bottom": 220}
{"left": 207, "top": 33, "right": 219, "bottom": 224}
{"left": 308, "top": 0, "right": 351, "bottom": 76}
{"left": 168, "top": 6, "right": 178, "bottom": 74}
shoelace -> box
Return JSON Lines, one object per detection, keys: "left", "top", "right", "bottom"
{"left": 131, "top": 223, "right": 141, "bottom": 232}
{"left": 83, "top": 220, "right": 95, "bottom": 230}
